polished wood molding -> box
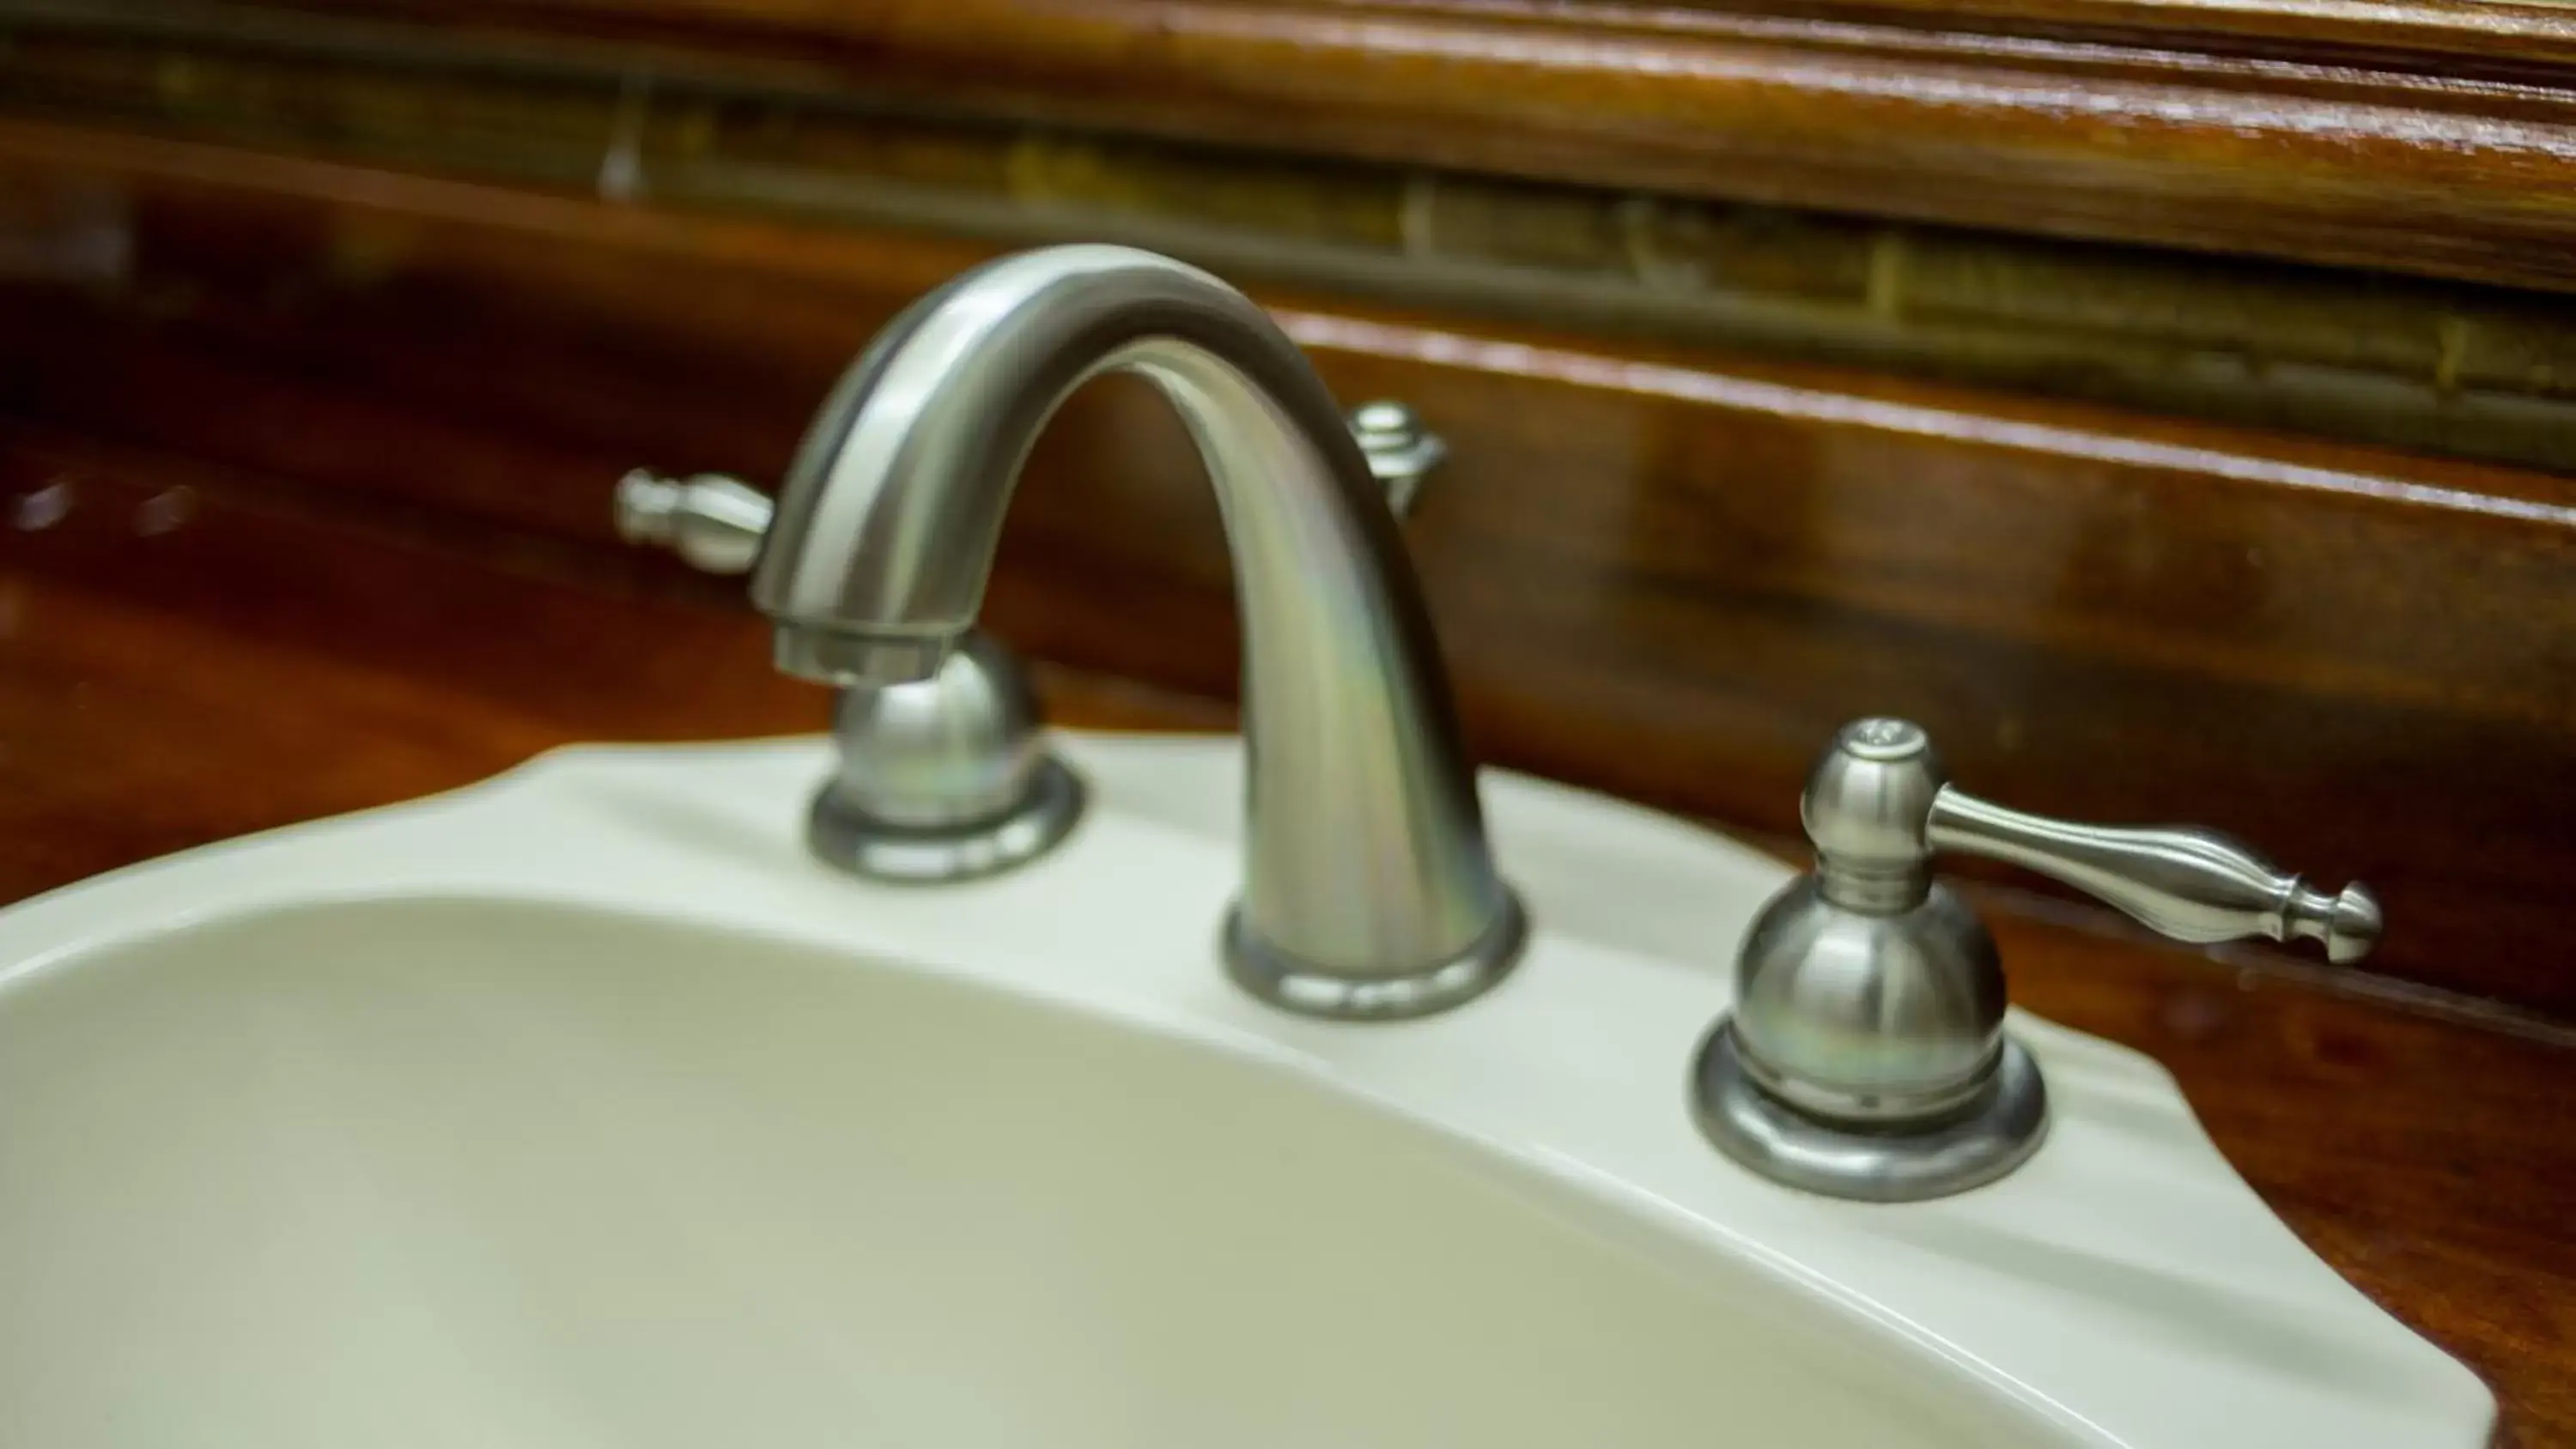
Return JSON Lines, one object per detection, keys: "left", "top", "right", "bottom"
{"left": 0, "top": 426, "right": 2568, "bottom": 1444}
{"left": 203, "top": 0, "right": 2576, "bottom": 292}
{"left": 0, "top": 120, "right": 2570, "bottom": 1021}
{"left": 21, "top": 9, "right": 2576, "bottom": 484}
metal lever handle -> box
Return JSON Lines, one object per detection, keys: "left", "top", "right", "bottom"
{"left": 1700, "top": 715, "right": 2382, "bottom": 1202}
{"left": 1927, "top": 789, "right": 2382, "bottom": 963}
{"left": 613, "top": 470, "right": 773, "bottom": 573}
{"left": 1804, "top": 718, "right": 2380, "bottom": 964}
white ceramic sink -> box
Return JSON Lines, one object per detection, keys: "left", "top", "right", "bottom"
{"left": 0, "top": 732, "right": 2492, "bottom": 1447}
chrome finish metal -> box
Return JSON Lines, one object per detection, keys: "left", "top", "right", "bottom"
{"left": 1224, "top": 892, "right": 1527, "bottom": 1021}
{"left": 1695, "top": 715, "right": 2379, "bottom": 1201}
{"left": 1731, "top": 876, "right": 2005, "bottom": 1126}
{"left": 613, "top": 470, "right": 772, "bottom": 573}
{"left": 1926, "top": 791, "right": 2383, "bottom": 964}
{"left": 1692, "top": 1021, "right": 2047, "bottom": 1203}
{"left": 775, "top": 627, "right": 951, "bottom": 686}
{"left": 617, "top": 401, "right": 1437, "bottom": 561}
{"left": 810, "top": 626, "right": 1055, "bottom": 806}
{"left": 802, "top": 629, "right": 1086, "bottom": 884}
{"left": 811, "top": 749, "right": 1085, "bottom": 886}
{"left": 1348, "top": 399, "right": 1446, "bottom": 517}
{"left": 749, "top": 245, "right": 1521, "bottom": 1018}
{"left": 611, "top": 472, "right": 1083, "bottom": 883}
{"left": 809, "top": 755, "right": 1082, "bottom": 882}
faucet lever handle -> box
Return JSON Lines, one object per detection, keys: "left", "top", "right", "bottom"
{"left": 1924, "top": 786, "right": 2382, "bottom": 963}
{"left": 614, "top": 470, "right": 775, "bottom": 574}
{"left": 1703, "top": 716, "right": 2380, "bottom": 1202}
{"left": 1807, "top": 717, "right": 2379, "bottom": 964}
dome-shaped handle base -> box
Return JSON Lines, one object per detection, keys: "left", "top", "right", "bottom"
{"left": 1692, "top": 1018, "right": 2049, "bottom": 1203}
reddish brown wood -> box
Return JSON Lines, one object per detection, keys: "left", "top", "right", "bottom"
{"left": 1700, "top": 0, "right": 2576, "bottom": 66}
{"left": 0, "top": 124, "right": 2567, "bottom": 1017}
{"left": 0, "top": 424, "right": 1225, "bottom": 900}
{"left": 232, "top": 0, "right": 2576, "bottom": 291}
{"left": 258, "top": 0, "right": 2576, "bottom": 70}
{"left": 1990, "top": 905, "right": 2576, "bottom": 1449}
{"left": 0, "top": 426, "right": 2567, "bottom": 1444}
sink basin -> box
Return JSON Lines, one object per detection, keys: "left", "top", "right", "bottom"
{"left": 0, "top": 732, "right": 2492, "bottom": 1447}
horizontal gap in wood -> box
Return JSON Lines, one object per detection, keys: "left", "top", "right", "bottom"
{"left": 19, "top": 0, "right": 2576, "bottom": 295}
{"left": 0, "top": 119, "right": 2567, "bottom": 1018}
{"left": 6, "top": 17, "right": 2576, "bottom": 480}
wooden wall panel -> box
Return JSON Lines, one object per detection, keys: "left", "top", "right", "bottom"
{"left": 210, "top": 0, "right": 2576, "bottom": 293}
{"left": 21, "top": 13, "right": 2576, "bottom": 481}
{"left": 1, "top": 122, "right": 2569, "bottom": 1016}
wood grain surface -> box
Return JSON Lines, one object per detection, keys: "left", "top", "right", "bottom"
{"left": 1, "top": 122, "right": 2568, "bottom": 1019}
{"left": 214, "top": 0, "right": 2576, "bottom": 292}
{"left": 0, "top": 424, "right": 2566, "bottom": 1444}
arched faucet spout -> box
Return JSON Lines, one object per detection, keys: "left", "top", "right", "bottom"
{"left": 750, "top": 246, "right": 1522, "bottom": 1018}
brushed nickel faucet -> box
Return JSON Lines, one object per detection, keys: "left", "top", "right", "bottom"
{"left": 617, "top": 397, "right": 1453, "bottom": 895}
{"left": 1692, "top": 717, "right": 2381, "bottom": 1201}
{"left": 745, "top": 244, "right": 1525, "bottom": 1019}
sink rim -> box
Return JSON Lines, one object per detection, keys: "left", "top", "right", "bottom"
{"left": 0, "top": 888, "right": 2085, "bottom": 1446}
{"left": 0, "top": 729, "right": 2499, "bottom": 1449}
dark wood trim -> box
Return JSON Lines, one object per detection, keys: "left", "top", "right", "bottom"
{"left": 1674, "top": 0, "right": 2576, "bottom": 70}
{"left": 182, "top": 0, "right": 2576, "bottom": 292}
{"left": 2, "top": 119, "right": 2571, "bottom": 1020}
{"left": 23, "top": 18, "right": 2576, "bottom": 482}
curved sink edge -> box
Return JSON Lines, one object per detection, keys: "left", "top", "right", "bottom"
{"left": 0, "top": 727, "right": 2499, "bottom": 1449}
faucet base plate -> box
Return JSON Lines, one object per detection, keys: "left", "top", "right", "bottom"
{"left": 1223, "top": 890, "right": 1527, "bottom": 1022}
{"left": 806, "top": 755, "right": 1086, "bottom": 884}
{"left": 1692, "top": 1017, "right": 2049, "bottom": 1203}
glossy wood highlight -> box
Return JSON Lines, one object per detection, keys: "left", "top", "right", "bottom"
{"left": 223, "top": 0, "right": 2576, "bottom": 291}
{"left": 0, "top": 427, "right": 2567, "bottom": 1445}
{"left": 2, "top": 124, "right": 2567, "bottom": 1017}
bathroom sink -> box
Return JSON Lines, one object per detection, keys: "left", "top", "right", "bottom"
{"left": 0, "top": 732, "right": 2492, "bottom": 1447}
